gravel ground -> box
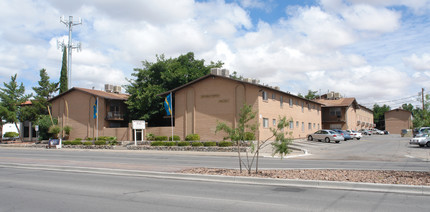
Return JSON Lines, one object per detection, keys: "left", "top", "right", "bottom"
{"left": 180, "top": 168, "right": 430, "bottom": 186}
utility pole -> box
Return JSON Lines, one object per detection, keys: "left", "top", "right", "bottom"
{"left": 422, "top": 88, "right": 425, "bottom": 111}
{"left": 58, "top": 16, "right": 82, "bottom": 89}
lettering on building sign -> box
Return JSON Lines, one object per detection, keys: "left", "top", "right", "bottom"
{"left": 219, "top": 99, "right": 229, "bottom": 103}
{"left": 201, "top": 94, "right": 220, "bottom": 98}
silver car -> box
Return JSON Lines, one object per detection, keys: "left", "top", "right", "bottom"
{"left": 307, "top": 130, "right": 344, "bottom": 143}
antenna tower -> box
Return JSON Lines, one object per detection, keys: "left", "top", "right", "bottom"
{"left": 58, "top": 16, "right": 82, "bottom": 89}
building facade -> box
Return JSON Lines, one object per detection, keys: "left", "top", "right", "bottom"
{"left": 385, "top": 109, "right": 412, "bottom": 134}
{"left": 156, "top": 73, "right": 322, "bottom": 141}
{"left": 315, "top": 94, "right": 374, "bottom": 130}
{"left": 49, "top": 87, "right": 132, "bottom": 141}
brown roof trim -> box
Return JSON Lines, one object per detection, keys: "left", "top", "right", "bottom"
{"left": 385, "top": 108, "right": 412, "bottom": 114}
{"left": 48, "top": 87, "right": 129, "bottom": 102}
{"left": 158, "top": 74, "right": 323, "bottom": 105}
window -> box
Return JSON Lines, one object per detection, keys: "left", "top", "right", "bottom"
{"left": 263, "top": 118, "right": 269, "bottom": 128}
{"left": 280, "top": 96, "right": 283, "bottom": 107}
{"left": 329, "top": 108, "right": 341, "bottom": 116}
{"left": 308, "top": 103, "right": 311, "bottom": 110}
{"left": 317, "top": 107, "right": 320, "bottom": 115}
{"left": 296, "top": 100, "right": 299, "bottom": 105}
{"left": 262, "top": 91, "right": 268, "bottom": 101}
{"left": 272, "top": 93, "right": 276, "bottom": 100}
{"left": 313, "top": 123, "right": 316, "bottom": 129}
{"left": 318, "top": 123, "right": 320, "bottom": 130}
{"left": 296, "top": 121, "right": 299, "bottom": 128}
{"left": 301, "top": 101, "right": 304, "bottom": 112}
{"left": 308, "top": 123, "right": 312, "bottom": 130}
{"left": 273, "top": 119, "right": 276, "bottom": 126}
{"left": 301, "top": 122, "right": 305, "bottom": 132}
{"left": 289, "top": 121, "right": 294, "bottom": 129}
{"left": 289, "top": 98, "right": 293, "bottom": 107}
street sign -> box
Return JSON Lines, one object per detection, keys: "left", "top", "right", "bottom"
{"left": 132, "top": 120, "right": 146, "bottom": 130}
{"left": 35, "top": 125, "right": 39, "bottom": 131}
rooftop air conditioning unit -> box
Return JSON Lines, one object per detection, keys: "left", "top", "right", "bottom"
{"left": 334, "top": 92, "right": 341, "bottom": 99}
{"left": 243, "top": 78, "right": 252, "bottom": 83}
{"left": 274, "top": 86, "right": 280, "bottom": 90}
{"left": 221, "top": 69, "right": 229, "bottom": 77}
{"left": 105, "top": 84, "right": 113, "bottom": 92}
{"left": 252, "top": 79, "right": 260, "bottom": 84}
{"left": 327, "top": 92, "right": 334, "bottom": 99}
{"left": 113, "top": 85, "right": 121, "bottom": 93}
{"left": 210, "top": 68, "right": 221, "bottom": 75}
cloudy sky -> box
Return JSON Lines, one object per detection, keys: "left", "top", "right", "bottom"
{"left": 1, "top": 0, "right": 430, "bottom": 109}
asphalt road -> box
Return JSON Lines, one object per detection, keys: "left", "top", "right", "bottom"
{"left": 0, "top": 147, "right": 429, "bottom": 172}
{"left": 1, "top": 166, "right": 430, "bottom": 212}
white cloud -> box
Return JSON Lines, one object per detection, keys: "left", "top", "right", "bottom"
{"left": 403, "top": 53, "right": 430, "bottom": 71}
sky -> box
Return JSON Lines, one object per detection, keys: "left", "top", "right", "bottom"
{"left": 1, "top": 0, "right": 430, "bottom": 109}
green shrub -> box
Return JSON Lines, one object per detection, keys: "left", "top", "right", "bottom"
{"left": 4, "top": 132, "right": 19, "bottom": 138}
{"left": 83, "top": 141, "right": 93, "bottom": 146}
{"left": 191, "top": 142, "right": 203, "bottom": 147}
{"left": 94, "top": 140, "right": 106, "bottom": 145}
{"left": 155, "top": 136, "right": 168, "bottom": 141}
{"left": 244, "top": 132, "right": 255, "bottom": 140}
{"left": 63, "top": 125, "right": 72, "bottom": 136}
{"left": 169, "top": 135, "right": 180, "bottom": 141}
{"left": 62, "top": 140, "right": 72, "bottom": 145}
{"left": 48, "top": 125, "right": 61, "bottom": 138}
{"left": 75, "top": 138, "right": 82, "bottom": 141}
{"left": 71, "top": 140, "right": 82, "bottom": 145}
{"left": 164, "top": 141, "right": 176, "bottom": 146}
{"left": 218, "top": 141, "right": 233, "bottom": 147}
{"left": 203, "top": 141, "right": 217, "bottom": 147}
{"left": 178, "top": 141, "right": 190, "bottom": 146}
{"left": 150, "top": 141, "right": 164, "bottom": 146}
{"left": 146, "top": 133, "right": 155, "bottom": 141}
{"left": 185, "top": 134, "right": 200, "bottom": 141}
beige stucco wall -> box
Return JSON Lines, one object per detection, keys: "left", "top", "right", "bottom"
{"left": 356, "top": 108, "right": 374, "bottom": 129}
{"left": 50, "top": 91, "right": 131, "bottom": 141}
{"left": 385, "top": 110, "right": 412, "bottom": 134}
{"left": 170, "top": 77, "right": 321, "bottom": 141}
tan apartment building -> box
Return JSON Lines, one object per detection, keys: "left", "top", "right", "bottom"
{"left": 155, "top": 71, "right": 323, "bottom": 141}
{"left": 49, "top": 87, "right": 132, "bottom": 141}
{"left": 385, "top": 109, "right": 412, "bottom": 134}
{"left": 315, "top": 93, "right": 374, "bottom": 130}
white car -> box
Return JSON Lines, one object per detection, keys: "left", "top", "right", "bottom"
{"left": 346, "top": 130, "right": 362, "bottom": 140}
{"left": 410, "top": 135, "right": 430, "bottom": 147}
{"left": 307, "top": 130, "right": 344, "bottom": 143}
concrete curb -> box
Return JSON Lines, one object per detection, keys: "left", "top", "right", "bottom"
{"left": 1, "top": 162, "right": 428, "bottom": 196}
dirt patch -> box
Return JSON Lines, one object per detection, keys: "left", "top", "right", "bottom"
{"left": 179, "top": 168, "right": 430, "bottom": 186}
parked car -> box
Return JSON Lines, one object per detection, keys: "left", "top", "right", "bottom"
{"left": 332, "top": 129, "right": 352, "bottom": 141}
{"left": 307, "top": 130, "right": 344, "bottom": 143}
{"left": 359, "top": 129, "right": 372, "bottom": 135}
{"left": 346, "top": 130, "right": 362, "bottom": 140}
{"left": 383, "top": 130, "right": 389, "bottom": 134}
{"left": 413, "top": 127, "right": 430, "bottom": 138}
{"left": 410, "top": 134, "right": 430, "bottom": 147}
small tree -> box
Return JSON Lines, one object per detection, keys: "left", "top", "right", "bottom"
{"left": 216, "top": 104, "right": 292, "bottom": 174}
{"left": 0, "top": 74, "right": 32, "bottom": 141}
{"left": 59, "top": 46, "right": 68, "bottom": 93}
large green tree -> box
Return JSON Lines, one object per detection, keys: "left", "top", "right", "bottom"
{"left": 373, "top": 104, "right": 391, "bottom": 129}
{"left": 404, "top": 95, "right": 430, "bottom": 128}
{"left": 0, "top": 74, "right": 32, "bottom": 141}
{"left": 59, "top": 46, "right": 68, "bottom": 93}
{"left": 304, "top": 90, "right": 319, "bottom": 100}
{"left": 125, "top": 52, "right": 223, "bottom": 126}
{"left": 20, "top": 69, "right": 59, "bottom": 122}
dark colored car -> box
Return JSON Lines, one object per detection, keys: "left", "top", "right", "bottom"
{"left": 332, "top": 129, "right": 352, "bottom": 141}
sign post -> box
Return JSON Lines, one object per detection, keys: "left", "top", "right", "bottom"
{"left": 132, "top": 120, "right": 146, "bottom": 146}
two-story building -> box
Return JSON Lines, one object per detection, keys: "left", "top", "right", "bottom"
{"left": 49, "top": 87, "right": 132, "bottom": 141}
{"left": 154, "top": 70, "right": 323, "bottom": 141}
{"left": 314, "top": 93, "right": 374, "bottom": 130}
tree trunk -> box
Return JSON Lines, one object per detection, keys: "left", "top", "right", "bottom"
{"left": 238, "top": 140, "right": 242, "bottom": 173}
{"left": 14, "top": 122, "right": 22, "bottom": 142}
{"left": 255, "top": 140, "right": 260, "bottom": 174}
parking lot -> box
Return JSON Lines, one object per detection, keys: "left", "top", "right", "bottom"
{"left": 292, "top": 134, "right": 430, "bottom": 162}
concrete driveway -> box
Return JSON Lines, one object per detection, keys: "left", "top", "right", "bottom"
{"left": 292, "top": 134, "right": 430, "bottom": 162}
